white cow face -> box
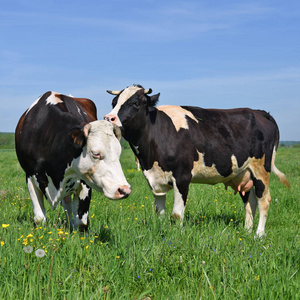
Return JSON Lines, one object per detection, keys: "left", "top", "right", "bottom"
{"left": 72, "top": 120, "right": 131, "bottom": 199}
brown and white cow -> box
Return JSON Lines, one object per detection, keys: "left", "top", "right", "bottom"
{"left": 15, "top": 91, "right": 130, "bottom": 231}
{"left": 104, "top": 84, "right": 290, "bottom": 237}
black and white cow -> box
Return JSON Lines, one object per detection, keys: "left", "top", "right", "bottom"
{"left": 15, "top": 91, "right": 131, "bottom": 231}
{"left": 104, "top": 84, "right": 290, "bottom": 237}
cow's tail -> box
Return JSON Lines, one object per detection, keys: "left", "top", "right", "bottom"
{"left": 271, "top": 146, "right": 290, "bottom": 188}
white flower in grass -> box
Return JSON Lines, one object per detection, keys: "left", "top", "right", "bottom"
{"left": 24, "top": 245, "right": 33, "bottom": 254}
{"left": 35, "top": 249, "right": 45, "bottom": 258}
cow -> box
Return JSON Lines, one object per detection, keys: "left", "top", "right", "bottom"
{"left": 15, "top": 91, "right": 131, "bottom": 231}
{"left": 104, "top": 84, "right": 290, "bottom": 237}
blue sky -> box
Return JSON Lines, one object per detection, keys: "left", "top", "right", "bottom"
{"left": 1, "top": 0, "right": 299, "bottom": 140}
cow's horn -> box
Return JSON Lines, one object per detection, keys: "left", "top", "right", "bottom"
{"left": 113, "top": 124, "right": 122, "bottom": 141}
{"left": 107, "top": 90, "right": 121, "bottom": 95}
{"left": 144, "top": 88, "right": 152, "bottom": 95}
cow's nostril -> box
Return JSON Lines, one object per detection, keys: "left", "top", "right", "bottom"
{"left": 118, "top": 187, "right": 129, "bottom": 199}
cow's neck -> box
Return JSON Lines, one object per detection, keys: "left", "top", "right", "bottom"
{"left": 125, "top": 107, "right": 157, "bottom": 169}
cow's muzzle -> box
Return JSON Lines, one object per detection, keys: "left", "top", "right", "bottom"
{"left": 104, "top": 114, "right": 117, "bottom": 124}
{"left": 114, "top": 185, "right": 131, "bottom": 199}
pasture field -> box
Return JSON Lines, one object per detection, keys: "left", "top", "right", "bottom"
{"left": 0, "top": 147, "right": 299, "bottom": 299}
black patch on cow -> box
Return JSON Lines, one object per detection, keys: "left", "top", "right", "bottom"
{"left": 239, "top": 191, "right": 250, "bottom": 203}
{"left": 253, "top": 178, "right": 265, "bottom": 198}
{"left": 77, "top": 182, "right": 92, "bottom": 231}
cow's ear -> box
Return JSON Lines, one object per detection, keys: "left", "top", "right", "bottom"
{"left": 70, "top": 127, "right": 86, "bottom": 149}
{"left": 148, "top": 93, "right": 160, "bottom": 107}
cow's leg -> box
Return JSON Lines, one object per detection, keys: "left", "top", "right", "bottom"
{"left": 75, "top": 182, "right": 91, "bottom": 232}
{"left": 240, "top": 189, "right": 257, "bottom": 233}
{"left": 61, "top": 195, "right": 73, "bottom": 231}
{"left": 27, "top": 176, "right": 46, "bottom": 224}
{"left": 154, "top": 193, "right": 166, "bottom": 216}
{"left": 256, "top": 186, "right": 271, "bottom": 238}
{"left": 250, "top": 166, "right": 271, "bottom": 238}
{"left": 172, "top": 179, "right": 189, "bottom": 222}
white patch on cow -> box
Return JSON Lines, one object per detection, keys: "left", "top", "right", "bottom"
{"left": 108, "top": 85, "right": 143, "bottom": 127}
{"left": 76, "top": 105, "right": 82, "bottom": 115}
{"left": 46, "top": 92, "right": 63, "bottom": 106}
{"left": 45, "top": 173, "right": 67, "bottom": 209}
{"left": 157, "top": 105, "right": 199, "bottom": 131}
{"left": 172, "top": 182, "right": 185, "bottom": 221}
{"left": 80, "top": 212, "right": 89, "bottom": 226}
{"left": 191, "top": 152, "right": 254, "bottom": 188}
{"left": 26, "top": 96, "right": 42, "bottom": 114}
{"left": 143, "top": 161, "right": 173, "bottom": 196}
{"left": 27, "top": 175, "right": 46, "bottom": 223}
{"left": 191, "top": 151, "right": 224, "bottom": 184}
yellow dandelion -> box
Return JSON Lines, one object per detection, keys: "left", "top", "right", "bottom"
{"left": 1, "top": 241, "right": 4, "bottom": 247}
{"left": 86, "top": 245, "right": 89, "bottom": 249}
{"left": 27, "top": 234, "right": 33, "bottom": 238}
{"left": 2, "top": 224, "right": 10, "bottom": 228}
{"left": 48, "top": 232, "right": 52, "bottom": 234}
{"left": 39, "top": 236, "right": 43, "bottom": 239}
{"left": 116, "top": 256, "right": 120, "bottom": 259}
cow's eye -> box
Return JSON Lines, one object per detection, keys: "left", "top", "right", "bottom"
{"left": 133, "top": 101, "right": 140, "bottom": 108}
{"left": 91, "top": 151, "right": 102, "bottom": 159}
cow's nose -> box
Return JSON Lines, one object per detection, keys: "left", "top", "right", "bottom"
{"left": 104, "top": 114, "right": 117, "bottom": 124}
{"left": 115, "top": 185, "right": 131, "bottom": 199}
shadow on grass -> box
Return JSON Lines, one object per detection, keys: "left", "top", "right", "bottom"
{"left": 184, "top": 210, "right": 242, "bottom": 229}
{"left": 94, "top": 226, "right": 114, "bottom": 244}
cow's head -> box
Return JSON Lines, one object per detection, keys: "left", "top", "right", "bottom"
{"left": 71, "top": 120, "right": 131, "bottom": 199}
{"left": 104, "top": 84, "right": 160, "bottom": 133}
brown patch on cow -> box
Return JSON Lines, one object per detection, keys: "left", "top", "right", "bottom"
{"left": 71, "top": 128, "right": 85, "bottom": 147}
{"left": 157, "top": 106, "right": 198, "bottom": 131}
{"left": 75, "top": 98, "right": 98, "bottom": 122}
{"left": 15, "top": 111, "right": 26, "bottom": 140}
{"left": 85, "top": 166, "right": 96, "bottom": 181}
{"left": 248, "top": 155, "right": 270, "bottom": 186}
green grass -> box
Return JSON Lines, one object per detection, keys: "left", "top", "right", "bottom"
{"left": 0, "top": 147, "right": 299, "bottom": 299}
